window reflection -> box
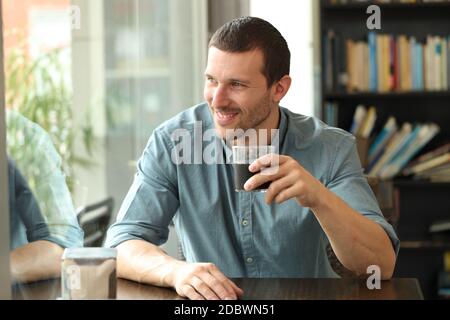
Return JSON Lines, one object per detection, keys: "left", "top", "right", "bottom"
{"left": 7, "top": 110, "right": 83, "bottom": 283}
{"left": 3, "top": 0, "right": 207, "bottom": 286}
{"left": 4, "top": 0, "right": 83, "bottom": 284}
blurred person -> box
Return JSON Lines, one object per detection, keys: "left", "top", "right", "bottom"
{"left": 6, "top": 109, "right": 83, "bottom": 283}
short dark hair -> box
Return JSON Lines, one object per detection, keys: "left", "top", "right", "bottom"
{"left": 209, "top": 16, "right": 290, "bottom": 87}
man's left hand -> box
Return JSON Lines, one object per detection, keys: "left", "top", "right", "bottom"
{"left": 244, "top": 154, "right": 328, "bottom": 208}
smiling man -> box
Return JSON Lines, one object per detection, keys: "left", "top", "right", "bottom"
{"left": 105, "top": 16, "right": 399, "bottom": 301}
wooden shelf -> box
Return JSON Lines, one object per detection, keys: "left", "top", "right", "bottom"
{"left": 320, "top": 0, "right": 450, "bottom": 299}
{"left": 401, "top": 239, "right": 450, "bottom": 250}
{"left": 393, "top": 179, "right": 450, "bottom": 188}
{"left": 325, "top": 91, "right": 450, "bottom": 99}
{"left": 323, "top": 2, "right": 450, "bottom": 11}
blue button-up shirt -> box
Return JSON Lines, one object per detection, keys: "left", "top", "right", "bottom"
{"left": 105, "top": 103, "right": 400, "bottom": 277}
{"left": 6, "top": 109, "right": 83, "bottom": 250}
{"left": 8, "top": 158, "right": 83, "bottom": 250}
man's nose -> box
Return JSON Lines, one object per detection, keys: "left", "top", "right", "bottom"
{"left": 211, "top": 84, "right": 230, "bottom": 107}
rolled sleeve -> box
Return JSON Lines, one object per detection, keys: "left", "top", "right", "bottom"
{"left": 326, "top": 135, "right": 400, "bottom": 256}
{"left": 11, "top": 157, "right": 84, "bottom": 249}
{"left": 105, "top": 129, "right": 180, "bottom": 248}
{"left": 27, "top": 224, "right": 84, "bottom": 249}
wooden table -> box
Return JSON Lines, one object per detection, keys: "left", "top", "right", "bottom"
{"left": 12, "top": 278, "right": 423, "bottom": 300}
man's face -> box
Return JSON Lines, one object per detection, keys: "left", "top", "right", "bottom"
{"left": 203, "top": 47, "right": 278, "bottom": 140}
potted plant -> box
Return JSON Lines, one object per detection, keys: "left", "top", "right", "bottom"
{"left": 5, "top": 44, "right": 95, "bottom": 193}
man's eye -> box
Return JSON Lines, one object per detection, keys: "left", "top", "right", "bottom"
{"left": 206, "top": 77, "right": 217, "bottom": 84}
{"left": 231, "top": 82, "right": 244, "bottom": 88}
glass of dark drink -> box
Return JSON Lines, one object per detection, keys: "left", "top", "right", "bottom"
{"left": 232, "top": 145, "right": 276, "bottom": 192}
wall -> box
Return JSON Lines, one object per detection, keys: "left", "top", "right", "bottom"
{"left": 3, "top": 0, "right": 70, "bottom": 56}
{"left": 250, "top": 0, "right": 317, "bottom": 117}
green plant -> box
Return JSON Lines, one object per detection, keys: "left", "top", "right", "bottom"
{"left": 5, "top": 45, "right": 95, "bottom": 192}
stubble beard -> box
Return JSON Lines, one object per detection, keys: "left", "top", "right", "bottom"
{"left": 224, "top": 94, "right": 274, "bottom": 144}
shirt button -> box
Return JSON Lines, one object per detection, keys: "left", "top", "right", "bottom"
{"left": 242, "top": 219, "right": 249, "bottom": 226}
{"left": 246, "top": 257, "right": 253, "bottom": 264}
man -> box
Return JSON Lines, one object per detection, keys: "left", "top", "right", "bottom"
{"left": 105, "top": 17, "right": 399, "bottom": 300}
{"left": 7, "top": 110, "right": 83, "bottom": 283}
{"left": 8, "top": 157, "right": 83, "bottom": 283}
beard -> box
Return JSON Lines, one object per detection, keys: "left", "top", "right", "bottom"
{"left": 212, "top": 93, "right": 273, "bottom": 130}
{"left": 217, "top": 93, "right": 274, "bottom": 145}
{"left": 237, "top": 94, "right": 272, "bottom": 131}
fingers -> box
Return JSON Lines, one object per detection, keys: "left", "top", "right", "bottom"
{"left": 180, "top": 284, "right": 205, "bottom": 300}
{"left": 175, "top": 263, "right": 243, "bottom": 300}
{"left": 249, "top": 154, "right": 285, "bottom": 173}
{"left": 229, "top": 280, "right": 244, "bottom": 297}
{"left": 197, "top": 272, "right": 236, "bottom": 300}
{"left": 273, "top": 185, "right": 299, "bottom": 204}
{"left": 191, "top": 276, "right": 221, "bottom": 300}
{"left": 208, "top": 265, "right": 244, "bottom": 297}
{"left": 244, "top": 172, "right": 273, "bottom": 191}
{"left": 265, "top": 175, "right": 296, "bottom": 204}
{"left": 244, "top": 163, "right": 285, "bottom": 191}
{"left": 245, "top": 155, "right": 292, "bottom": 191}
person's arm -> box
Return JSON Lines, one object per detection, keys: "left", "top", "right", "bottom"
{"left": 245, "top": 153, "right": 397, "bottom": 279}
{"left": 107, "top": 127, "right": 243, "bottom": 300}
{"left": 116, "top": 239, "right": 243, "bottom": 300}
{"left": 10, "top": 240, "right": 64, "bottom": 283}
{"left": 309, "top": 186, "right": 396, "bottom": 279}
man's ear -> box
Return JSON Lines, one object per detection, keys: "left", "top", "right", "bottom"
{"left": 272, "top": 75, "right": 292, "bottom": 103}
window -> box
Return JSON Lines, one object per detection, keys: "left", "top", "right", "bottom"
{"left": 3, "top": 0, "right": 207, "bottom": 284}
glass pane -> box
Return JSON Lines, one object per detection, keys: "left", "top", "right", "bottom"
{"left": 3, "top": 0, "right": 206, "bottom": 290}
{"left": 4, "top": 0, "right": 82, "bottom": 286}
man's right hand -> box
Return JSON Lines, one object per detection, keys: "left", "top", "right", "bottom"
{"left": 116, "top": 240, "right": 243, "bottom": 300}
{"left": 169, "top": 261, "right": 244, "bottom": 300}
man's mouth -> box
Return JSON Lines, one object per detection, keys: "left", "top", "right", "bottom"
{"left": 215, "top": 111, "right": 239, "bottom": 126}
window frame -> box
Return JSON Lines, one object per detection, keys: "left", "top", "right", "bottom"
{"left": 0, "top": 0, "right": 12, "bottom": 300}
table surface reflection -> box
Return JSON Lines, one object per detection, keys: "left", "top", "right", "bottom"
{"left": 12, "top": 277, "right": 423, "bottom": 300}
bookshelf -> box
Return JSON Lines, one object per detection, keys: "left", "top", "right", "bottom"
{"left": 323, "top": 1, "right": 450, "bottom": 10}
{"left": 320, "top": 0, "right": 450, "bottom": 299}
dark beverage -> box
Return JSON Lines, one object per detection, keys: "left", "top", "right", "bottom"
{"left": 233, "top": 163, "right": 271, "bottom": 191}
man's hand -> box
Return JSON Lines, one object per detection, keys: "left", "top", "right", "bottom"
{"left": 117, "top": 240, "right": 244, "bottom": 300}
{"left": 170, "top": 262, "right": 244, "bottom": 300}
{"left": 244, "top": 154, "right": 327, "bottom": 208}
{"left": 245, "top": 154, "right": 397, "bottom": 279}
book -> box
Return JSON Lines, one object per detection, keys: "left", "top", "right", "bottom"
{"left": 334, "top": 31, "right": 450, "bottom": 93}
{"left": 324, "top": 102, "right": 339, "bottom": 127}
{"left": 448, "top": 36, "right": 450, "bottom": 90}
{"left": 442, "top": 37, "right": 448, "bottom": 90}
{"left": 346, "top": 39, "right": 355, "bottom": 92}
{"left": 430, "top": 218, "right": 450, "bottom": 233}
{"left": 403, "top": 142, "right": 450, "bottom": 175}
{"left": 378, "top": 123, "right": 440, "bottom": 179}
{"left": 358, "top": 106, "right": 377, "bottom": 138}
{"left": 378, "top": 124, "right": 423, "bottom": 178}
{"left": 324, "top": 30, "right": 334, "bottom": 92}
{"left": 350, "top": 105, "right": 367, "bottom": 135}
{"left": 406, "top": 152, "right": 450, "bottom": 175}
{"left": 416, "top": 162, "right": 450, "bottom": 178}
{"left": 368, "top": 32, "right": 378, "bottom": 91}
{"left": 367, "top": 116, "right": 397, "bottom": 164}
{"left": 368, "top": 122, "right": 413, "bottom": 176}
